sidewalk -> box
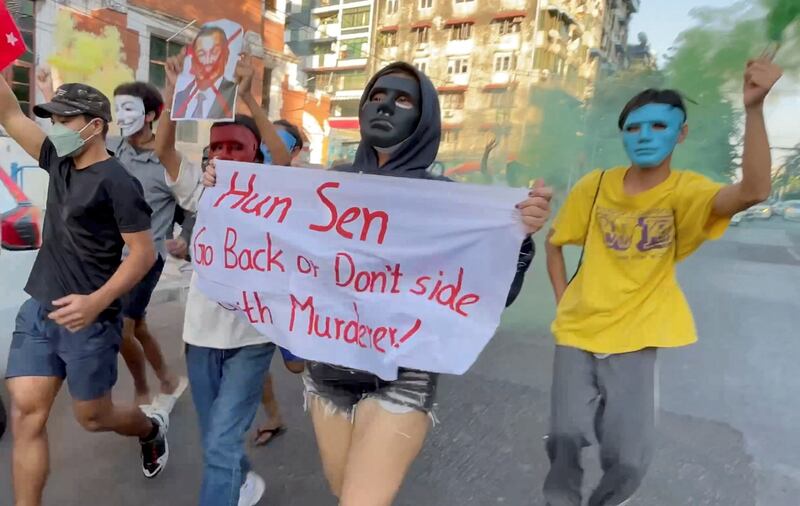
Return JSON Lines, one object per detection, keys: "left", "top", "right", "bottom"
{"left": 150, "top": 255, "right": 194, "bottom": 307}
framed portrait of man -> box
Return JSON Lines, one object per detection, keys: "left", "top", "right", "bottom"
{"left": 171, "top": 19, "right": 244, "bottom": 122}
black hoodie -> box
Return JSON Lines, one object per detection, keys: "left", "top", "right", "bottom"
{"left": 335, "top": 62, "right": 533, "bottom": 306}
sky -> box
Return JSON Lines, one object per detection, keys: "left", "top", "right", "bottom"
{"left": 629, "top": 0, "right": 800, "bottom": 155}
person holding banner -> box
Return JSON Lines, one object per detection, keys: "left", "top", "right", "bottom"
{"left": 203, "top": 61, "right": 550, "bottom": 506}
{"left": 543, "top": 58, "right": 782, "bottom": 506}
{"left": 155, "top": 51, "right": 293, "bottom": 506}
{"left": 305, "top": 61, "right": 550, "bottom": 506}
{"left": 0, "top": 74, "right": 171, "bottom": 503}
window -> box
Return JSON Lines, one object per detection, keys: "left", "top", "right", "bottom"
{"left": 447, "top": 57, "right": 469, "bottom": 76}
{"left": 440, "top": 93, "right": 465, "bottom": 110}
{"left": 494, "top": 17, "right": 522, "bottom": 36}
{"left": 319, "top": 13, "right": 338, "bottom": 26}
{"left": 6, "top": 1, "right": 35, "bottom": 116}
{"left": 313, "top": 42, "right": 334, "bottom": 55}
{"left": 266, "top": 0, "right": 277, "bottom": 12}
{"left": 489, "top": 91, "right": 512, "bottom": 108}
{"left": 413, "top": 27, "right": 430, "bottom": 45}
{"left": 443, "top": 130, "right": 460, "bottom": 143}
{"left": 386, "top": 0, "right": 399, "bottom": 14}
{"left": 379, "top": 31, "right": 398, "bottom": 48}
{"left": 149, "top": 36, "right": 184, "bottom": 89}
{"left": 494, "top": 54, "right": 514, "bottom": 72}
{"left": 332, "top": 99, "right": 360, "bottom": 117}
{"left": 454, "top": 0, "right": 474, "bottom": 3}
{"left": 339, "top": 37, "right": 368, "bottom": 59}
{"left": 339, "top": 70, "right": 368, "bottom": 90}
{"left": 262, "top": 67, "right": 273, "bottom": 115}
{"left": 413, "top": 60, "right": 428, "bottom": 74}
{"left": 342, "top": 7, "right": 370, "bottom": 30}
{"left": 496, "top": 109, "right": 511, "bottom": 123}
{"left": 419, "top": 0, "right": 433, "bottom": 8}
{"left": 449, "top": 23, "right": 472, "bottom": 41}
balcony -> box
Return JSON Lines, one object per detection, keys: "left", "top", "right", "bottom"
{"left": 500, "top": 0, "right": 526, "bottom": 9}
{"left": 452, "top": 0, "right": 477, "bottom": 16}
{"left": 380, "top": 47, "right": 399, "bottom": 59}
{"left": 490, "top": 71, "right": 512, "bottom": 85}
{"left": 446, "top": 39, "right": 474, "bottom": 56}
{"left": 441, "top": 109, "right": 465, "bottom": 124}
{"left": 311, "top": 53, "right": 339, "bottom": 68}
{"left": 497, "top": 32, "right": 521, "bottom": 52}
{"left": 447, "top": 73, "right": 470, "bottom": 86}
{"left": 314, "top": 24, "right": 341, "bottom": 39}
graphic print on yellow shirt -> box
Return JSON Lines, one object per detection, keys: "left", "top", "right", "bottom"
{"left": 550, "top": 167, "right": 729, "bottom": 354}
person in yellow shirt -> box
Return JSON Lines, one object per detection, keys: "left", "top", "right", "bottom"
{"left": 543, "top": 58, "right": 783, "bottom": 506}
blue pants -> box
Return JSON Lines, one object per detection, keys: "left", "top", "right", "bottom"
{"left": 186, "top": 343, "right": 275, "bottom": 506}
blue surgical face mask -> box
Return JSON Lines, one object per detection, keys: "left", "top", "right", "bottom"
{"left": 48, "top": 121, "right": 98, "bottom": 158}
{"left": 622, "top": 103, "right": 685, "bottom": 169}
{"left": 261, "top": 129, "right": 298, "bottom": 165}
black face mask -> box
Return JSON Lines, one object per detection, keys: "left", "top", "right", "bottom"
{"left": 359, "top": 75, "right": 421, "bottom": 150}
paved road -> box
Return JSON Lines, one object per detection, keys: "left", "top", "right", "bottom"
{"left": 1, "top": 220, "right": 799, "bottom": 505}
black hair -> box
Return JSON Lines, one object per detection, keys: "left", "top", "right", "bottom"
{"left": 195, "top": 26, "right": 228, "bottom": 46}
{"left": 212, "top": 114, "right": 262, "bottom": 146}
{"left": 113, "top": 81, "right": 165, "bottom": 121}
{"left": 618, "top": 89, "right": 687, "bottom": 130}
{"left": 274, "top": 119, "right": 303, "bottom": 152}
{"left": 81, "top": 114, "right": 109, "bottom": 138}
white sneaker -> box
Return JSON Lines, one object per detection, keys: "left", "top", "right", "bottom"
{"left": 238, "top": 471, "right": 266, "bottom": 506}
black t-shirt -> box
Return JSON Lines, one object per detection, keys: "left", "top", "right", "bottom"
{"left": 24, "top": 139, "right": 152, "bottom": 319}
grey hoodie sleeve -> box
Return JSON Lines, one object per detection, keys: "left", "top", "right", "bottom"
{"left": 506, "top": 236, "right": 534, "bottom": 307}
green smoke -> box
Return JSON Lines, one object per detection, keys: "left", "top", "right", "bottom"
{"left": 513, "top": 0, "right": 800, "bottom": 191}
{"left": 766, "top": 0, "right": 800, "bottom": 41}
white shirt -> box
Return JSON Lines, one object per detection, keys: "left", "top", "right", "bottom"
{"left": 165, "top": 157, "right": 271, "bottom": 349}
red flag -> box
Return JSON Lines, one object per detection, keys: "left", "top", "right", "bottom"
{"left": 0, "top": 2, "right": 26, "bottom": 71}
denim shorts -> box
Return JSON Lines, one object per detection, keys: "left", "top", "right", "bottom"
{"left": 303, "top": 361, "right": 438, "bottom": 421}
{"left": 121, "top": 255, "right": 165, "bottom": 320}
{"left": 6, "top": 298, "right": 122, "bottom": 401}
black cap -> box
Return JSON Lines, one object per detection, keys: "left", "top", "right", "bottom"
{"left": 33, "top": 83, "right": 112, "bottom": 123}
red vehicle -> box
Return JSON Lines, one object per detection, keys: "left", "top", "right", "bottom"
{"left": 0, "top": 166, "right": 41, "bottom": 250}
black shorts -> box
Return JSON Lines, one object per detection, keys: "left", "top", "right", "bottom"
{"left": 303, "top": 362, "right": 438, "bottom": 420}
{"left": 121, "top": 255, "right": 165, "bottom": 320}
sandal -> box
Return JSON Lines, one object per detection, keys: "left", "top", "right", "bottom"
{"left": 253, "top": 425, "right": 287, "bottom": 447}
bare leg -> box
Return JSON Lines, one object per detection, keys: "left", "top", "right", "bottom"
{"left": 132, "top": 318, "right": 180, "bottom": 395}
{"left": 7, "top": 376, "right": 62, "bottom": 506}
{"left": 339, "top": 399, "right": 430, "bottom": 506}
{"left": 120, "top": 317, "right": 150, "bottom": 405}
{"left": 72, "top": 393, "right": 154, "bottom": 437}
{"left": 254, "top": 375, "right": 285, "bottom": 445}
{"left": 308, "top": 396, "right": 355, "bottom": 498}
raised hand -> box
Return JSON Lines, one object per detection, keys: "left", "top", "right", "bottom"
{"left": 165, "top": 48, "right": 186, "bottom": 93}
{"left": 235, "top": 55, "right": 254, "bottom": 98}
{"left": 35, "top": 65, "right": 54, "bottom": 101}
{"left": 743, "top": 58, "right": 783, "bottom": 110}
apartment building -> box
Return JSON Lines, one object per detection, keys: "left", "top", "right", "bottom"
{"left": 369, "top": 0, "right": 638, "bottom": 170}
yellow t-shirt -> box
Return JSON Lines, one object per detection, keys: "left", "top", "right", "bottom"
{"left": 550, "top": 167, "right": 729, "bottom": 354}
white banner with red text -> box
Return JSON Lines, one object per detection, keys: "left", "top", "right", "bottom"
{"left": 192, "top": 160, "right": 527, "bottom": 379}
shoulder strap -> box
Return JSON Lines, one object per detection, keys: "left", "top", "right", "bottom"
{"left": 569, "top": 170, "right": 604, "bottom": 284}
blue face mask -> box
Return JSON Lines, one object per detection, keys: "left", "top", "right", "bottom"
{"left": 622, "top": 104, "right": 685, "bottom": 168}
{"left": 261, "top": 129, "right": 298, "bottom": 165}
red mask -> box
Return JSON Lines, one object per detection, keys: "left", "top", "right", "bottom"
{"left": 190, "top": 32, "right": 229, "bottom": 90}
{"left": 209, "top": 124, "right": 259, "bottom": 162}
